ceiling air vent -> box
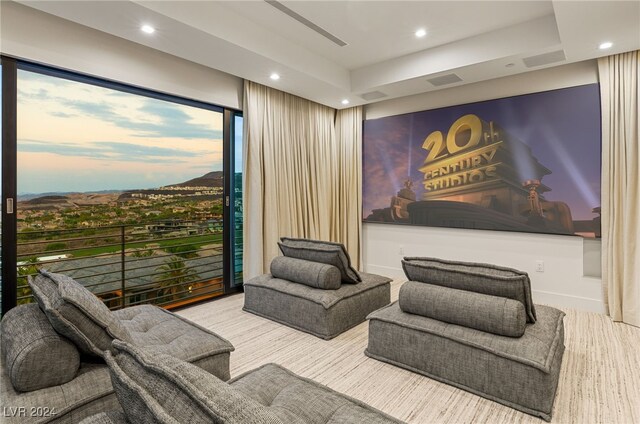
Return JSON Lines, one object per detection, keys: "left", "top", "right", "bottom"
{"left": 427, "top": 73, "right": 463, "bottom": 87}
{"left": 360, "top": 91, "right": 388, "bottom": 101}
{"left": 264, "top": 0, "right": 347, "bottom": 47}
{"left": 522, "top": 50, "right": 566, "bottom": 68}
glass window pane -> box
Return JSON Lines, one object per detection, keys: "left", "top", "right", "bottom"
{"left": 0, "top": 63, "right": 3, "bottom": 314}
{"left": 232, "top": 113, "right": 243, "bottom": 286}
{"left": 16, "top": 69, "right": 225, "bottom": 309}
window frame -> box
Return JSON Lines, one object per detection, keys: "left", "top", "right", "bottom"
{"left": 1, "top": 56, "right": 243, "bottom": 315}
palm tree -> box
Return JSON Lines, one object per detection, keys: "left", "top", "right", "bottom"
{"left": 165, "top": 244, "right": 198, "bottom": 259}
{"left": 155, "top": 256, "right": 200, "bottom": 303}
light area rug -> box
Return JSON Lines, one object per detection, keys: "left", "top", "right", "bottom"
{"left": 178, "top": 279, "right": 640, "bottom": 424}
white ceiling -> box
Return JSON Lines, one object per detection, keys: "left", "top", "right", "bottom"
{"left": 16, "top": 0, "right": 640, "bottom": 109}
{"left": 222, "top": 1, "right": 555, "bottom": 69}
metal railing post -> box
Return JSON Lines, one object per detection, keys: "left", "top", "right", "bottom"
{"left": 120, "top": 225, "right": 125, "bottom": 309}
{"left": 14, "top": 219, "right": 227, "bottom": 310}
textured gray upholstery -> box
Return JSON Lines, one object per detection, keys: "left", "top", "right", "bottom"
{"left": 399, "top": 281, "right": 526, "bottom": 337}
{"left": 29, "top": 271, "right": 132, "bottom": 356}
{"left": 402, "top": 257, "right": 537, "bottom": 323}
{"left": 1, "top": 361, "right": 119, "bottom": 424}
{"left": 78, "top": 411, "right": 127, "bottom": 424}
{"left": 230, "top": 363, "right": 405, "bottom": 423}
{"left": 105, "top": 341, "right": 402, "bottom": 424}
{"left": 279, "top": 237, "right": 361, "bottom": 283}
{"left": 114, "top": 305, "right": 233, "bottom": 380}
{"left": 366, "top": 302, "right": 565, "bottom": 421}
{"left": 1, "top": 304, "right": 80, "bottom": 392}
{"left": 270, "top": 256, "right": 341, "bottom": 290}
{"left": 106, "top": 340, "right": 291, "bottom": 424}
{"left": 244, "top": 272, "right": 391, "bottom": 339}
{"left": 2, "top": 302, "right": 234, "bottom": 423}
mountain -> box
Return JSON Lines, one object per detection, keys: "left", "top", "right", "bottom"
{"left": 19, "top": 192, "right": 121, "bottom": 210}
{"left": 22, "top": 195, "right": 69, "bottom": 206}
{"left": 168, "top": 171, "right": 224, "bottom": 188}
{"left": 19, "top": 172, "right": 224, "bottom": 206}
{"left": 18, "top": 190, "right": 124, "bottom": 202}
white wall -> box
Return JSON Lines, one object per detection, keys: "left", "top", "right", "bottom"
{"left": 0, "top": 2, "right": 604, "bottom": 312}
{"left": 0, "top": 2, "right": 243, "bottom": 110}
{"left": 363, "top": 61, "right": 604, "bottom": 313}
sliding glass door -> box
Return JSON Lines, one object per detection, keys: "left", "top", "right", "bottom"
{"left": 0, "top": 63, "right": 3, "bottom": 316}
{"left": 1, "top": 59, "right": 242, "bottom": 314}
{"left": 231, "top": 112, "right": 243, "bottom": 286}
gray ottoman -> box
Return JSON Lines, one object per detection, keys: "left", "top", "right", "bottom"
{"left": 81, "top": 363, "right": 406, "bottom": 424}
{"left": 230, "top": 363, "right": 403, "bottom": 423}
{"left": 114, "top": 305, "right": 233, "bottom": 380}
{"left": 366, "top": 302, "right": 565, "bottom": 421}
{"left": 82, "top": 340, "right": 404, "bottom": 424}
{"left": 243, "top": 272, "right": 392, "bottom": 339}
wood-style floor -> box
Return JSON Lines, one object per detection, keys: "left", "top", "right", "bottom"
{"left": 177, "top": 280, "right": 640, "bottom": 424}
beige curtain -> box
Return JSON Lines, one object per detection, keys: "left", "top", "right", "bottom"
{"left": 243, "top": 80, "right": 363, "bottom": 279}
{"left": 332, "top": 107, "right": 363, "bottom": 269}
{"left": 599, "top": 50, "right": 640, "bottom": 327}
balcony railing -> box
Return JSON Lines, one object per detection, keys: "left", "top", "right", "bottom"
{"left": 16, "top": 219, "right": 228, "bottom": 310}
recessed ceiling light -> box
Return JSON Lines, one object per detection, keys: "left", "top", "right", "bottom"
{"left": 341, "top": 99, "right": 350, "bottom": 105}
{"left": 415, "top": 28, "right": 427, "bottom": 38}
{"left": 141, "top": 24, "right": 155, "bottom": 34}
{"left": 599, "top": 41, "right": 613, "bottom": 50}
{"left": 270, "top": 73, "right": 280, "bottom": 81}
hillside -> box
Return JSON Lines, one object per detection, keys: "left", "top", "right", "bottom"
{"left": 19, "top": 193, "right": 121, "bottom": 210}
{"left": 169, "top": 171, "right": 224, "bottom": 188}
{"left": 19, "top": 172, "right": 224, "bottom": 207}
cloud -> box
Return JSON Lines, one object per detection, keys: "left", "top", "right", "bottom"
{"left": 99, "top": 141, "right": 198, "bottom": 159}
{"left": 17, "top": 87, "right": 50, "bottom": 101}
{"left": 50, "top": 111, "right": 77, "bottom": 118}
{"left": 106, "top": 90, "right": 133, "bottom": 98}
{"left": 17, "top": 139, "right": 194, "bottom": 164}
{"left": 60, "top": 97, "right": 222, "bottom": 140}
{"left": 20, "top": 71, "right": 223, "bottom": 140}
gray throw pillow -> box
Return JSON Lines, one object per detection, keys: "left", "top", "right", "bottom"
{"left": 270, "top": 256, "right": 341, "bottom": 290}
{"left": 29, "top": 271, "right": 132, "bottom": 356}
{"left": 402, "top": 257, "right": 537, "bottom": 323}
{"left": 106, "top": 340, "right": 285, "bottom": 424}
{"left": 398, "top": 281, "right": 527, "bottom": 337}
{"left": 1, "top": 303, "right": 80, "bottom": 392}
{"left": 278, "top": 237, "right": 361, "bottom": 284}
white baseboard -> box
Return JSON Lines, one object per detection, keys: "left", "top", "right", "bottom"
{"left": 532, "top": 289, "right": 605, "bottom": 314}
{"left": 364, "top": 263, "right": 605, "bottom": 314}
{"left": 364, "top": 264, "right": 405, "bottom": 278}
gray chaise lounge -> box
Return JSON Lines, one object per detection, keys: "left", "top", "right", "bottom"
{"left": 1, "top": 271, "right": 234, "bottom": 423}
{"left": 243, "top": 238, "right": 392, "bottom": 339}
{"left": 366, "top": 257, "right": 565, "bottom": 422}
{"left": 79, "top": 340, "right": 405, "bottom": 424}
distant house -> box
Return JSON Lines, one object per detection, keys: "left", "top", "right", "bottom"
{"left": 17, "top": 254, "right": 68, "bottom": 266}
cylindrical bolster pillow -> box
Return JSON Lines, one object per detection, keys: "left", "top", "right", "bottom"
{"left": 398, "top": 281, "right": 526, "bottom": 337}
{"left": 270, "top": 256, "right": 341, "bottom": 290}
{"left": 1, "top": 303, "right": 80, "bottom": 392}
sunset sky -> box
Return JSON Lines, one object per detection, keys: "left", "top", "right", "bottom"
{"left": 17, "top": 70, "right": 224, "bottom": 195}
{"left": 363, "top": 84, "right": 601, "bottom": 221}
